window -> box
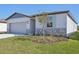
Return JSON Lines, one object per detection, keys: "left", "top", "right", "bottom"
{"left": 48, "top": 16, "right": 53, "bottom": 21}
{"left": 47, "top": 16, "right": 53, "bottom": 27}
{"left": 47, "top": 21, "right": 52, "bottom": 27}
{"left": 47, "top": 15, "right": 56, "bottom": 27}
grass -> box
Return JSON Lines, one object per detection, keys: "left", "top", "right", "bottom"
{"left": 69, "top": 32, "right": 79, "bottom": 40}
{"left": 0, "top": 32, "right": 79, "bottom": 54}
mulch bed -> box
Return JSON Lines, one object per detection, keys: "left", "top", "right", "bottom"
{"left": 14, "top": 36, "right": 68, "bottom": 44}
{"left": 32, "top": 36, "right": 68, "bottom": 44}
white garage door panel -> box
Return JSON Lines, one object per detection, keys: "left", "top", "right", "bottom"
{"left": 10, "top": 22, "right": 27, "bottom": 34}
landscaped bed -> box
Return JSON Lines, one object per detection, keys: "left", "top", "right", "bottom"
{"left": 0, "top": 32, "right": 78, "bottom": 54}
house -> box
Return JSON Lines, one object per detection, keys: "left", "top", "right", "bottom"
{"left": 0, "top": 20, "right": 7, "bottom": 33}
{"left": 5, "top": 11, "right": 77, "bottom": 36}
{"left": 32, "top": 11, "right": 77, "bottom": 36}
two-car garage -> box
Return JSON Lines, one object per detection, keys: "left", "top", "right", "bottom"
{"left": 6, "top": 13, "right": 31, "bottom": 35}
{"left": 9, "top": 22, "right": 27, "bottom": 34}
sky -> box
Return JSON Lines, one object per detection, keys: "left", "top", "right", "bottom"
{"left": 0, "top": 4, "right": 79, "bottom": 24}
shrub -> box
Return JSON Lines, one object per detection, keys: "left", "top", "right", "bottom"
{"left": 69, "top": 32, "right": 79, "bottom": 40}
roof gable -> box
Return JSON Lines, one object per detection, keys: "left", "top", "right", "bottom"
{"left": 9, "top": 13, "right": 26, "bottom": 18}
{"left": 5, "top": 12, "right": 31, "bottom": 20}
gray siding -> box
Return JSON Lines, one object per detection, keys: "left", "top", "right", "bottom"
{"left": 30, "top": 19, "right": 35, "bottom": 35}
{"left": 7, "top": 15, "right": 32, "bottom": 34}
{"left": 35, "top": 13, "right": 67, "bottom": 36}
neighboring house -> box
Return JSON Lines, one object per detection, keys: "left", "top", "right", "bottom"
{"left": 0, "top": 20, "right": 7, "bottom": 33}
{"left": 5, "top": 11, "right": 77, "bottom": 36}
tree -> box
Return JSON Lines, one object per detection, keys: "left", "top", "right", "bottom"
{"left": 38, "top": 13, "right": 48, "bottom": 40}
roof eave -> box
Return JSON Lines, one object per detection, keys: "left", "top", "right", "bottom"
{"left": 32, "top": 10, "right": 69, "bottom": 17}
{"left": 5, "top": 12, "right": 32, "bottom": 20}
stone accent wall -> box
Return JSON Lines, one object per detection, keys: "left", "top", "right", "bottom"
{"left": 52, "top": 28, "right": 66, "bottom": 36}
{"left": 35, "top": 28, "right": 43, "bottom": 35}
{"left": 35, "top": 28, "right": 66, "bottom": 36}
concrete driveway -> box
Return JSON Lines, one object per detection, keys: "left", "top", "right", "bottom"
{"left": 0, "top": 34, "right": 25, "bottom": 39}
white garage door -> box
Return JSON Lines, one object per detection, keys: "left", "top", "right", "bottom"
{"left": 10, "top": 22, "right": 27, "bottom": 34}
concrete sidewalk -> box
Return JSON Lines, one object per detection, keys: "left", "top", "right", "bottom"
{"left": 0, "top": 34, "right": 16, "bottom": 39}
{"left": 0, "top": 34, "right": 26, "bottom": 39}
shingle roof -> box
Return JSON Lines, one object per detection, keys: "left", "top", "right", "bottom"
{"left": 32, "top": 10, "right": 69, "bottom": 17}
{"left": 32, "top": 10, "right": 77, "bottom": 24}
{"left": 5, "top": 12, "right": 32, "bottom": 20}
{"left": 5, "top": 11, "right": 77, "bottom": 24}
{"left": 0, "top": 19, "right": 6, "bottom": 23}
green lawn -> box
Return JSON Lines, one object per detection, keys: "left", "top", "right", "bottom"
{"left": 0, "top": 32, "right": 79, "bottom": 54}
